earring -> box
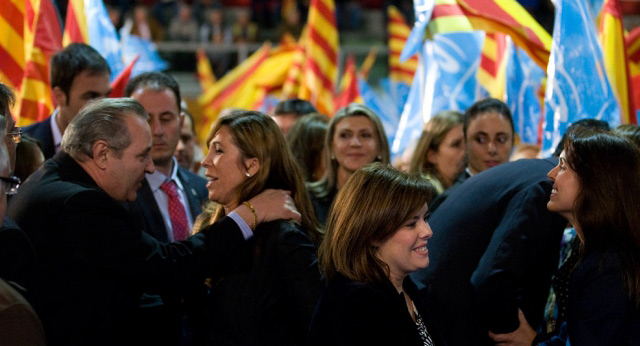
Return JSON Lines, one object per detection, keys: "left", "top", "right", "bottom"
{"left": 246, "top": 172, "right": 251, "bottom": 177}
{"left": 331, "top": 154, "right": 336, "bottom": 160}
{"left": 377, "top": 155, "right": 382, "bottom": 161}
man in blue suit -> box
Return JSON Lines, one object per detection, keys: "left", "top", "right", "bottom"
{"left": 23, "top": 43, "right": 111, "bottom": 159}
{"left": 124, "top": 72, "right": 208, "bottom": 345}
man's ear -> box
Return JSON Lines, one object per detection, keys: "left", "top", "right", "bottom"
{"left": 92, "top": 140, "right": 110, "bottom": 170}
{"left": 51, "top": 86, "right": 67, "bottom": 108}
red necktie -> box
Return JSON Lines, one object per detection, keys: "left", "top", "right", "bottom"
{"left": 160, "top": 180, "right": 190, "bottom": 241}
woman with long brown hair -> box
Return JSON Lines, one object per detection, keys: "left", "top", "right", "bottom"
{"left": 490, "top": 127, "right": 640, "bottom": 345}
{"left": 188, "top": 110, "right": 323, "bottom": 346}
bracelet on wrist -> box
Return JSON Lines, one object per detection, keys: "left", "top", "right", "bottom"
{"left": 242, "top": 201, "right": 258, "bottom": 230}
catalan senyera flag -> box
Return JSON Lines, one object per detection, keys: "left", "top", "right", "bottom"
{"left": 16, "top": 0, "right": 62, "bottom": 126}
{"left": 335, "top": 54, "right": 362, "bottom": 110}
{"left": 63, "top": 0, "right": 88, "bottom": 45}
{"left": 196, "top": 48, "right": 216, "bottom": 92}
{"left": 456, "top": 0, "right": 552, "bottom": 70}
{"left": 599, "top": 0, "right": 636, "bottom": 124}
{"left": 198, "top": 44, "right": 271, "bottom": 145}
{"left": 478, "top": 32, "right": 508, "bottom": 98}
{"left": 299, "top": 0, "right": 338, "bottom": 115}
{"left": 0, "top": 0, "right": 26, "bottom": 91}
{"left": 428, "top": 0, "right": 474, "bottom": 35}
{"left": 631, "top": 61, "right": 640, "bottom": 119}
{"left": 359, "top": 46, "right": 378, "bottom": 80}
{"left": 627, "top": 26, "right": 640, "bottom": 64}
{"left": 282, "top": 27, "right": 307, "bottom": 99}
{"left": 388, "top": 5, "right": 418, "bottom": 85}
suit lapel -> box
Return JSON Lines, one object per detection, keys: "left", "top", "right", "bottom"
{"left": 136, "top": 179, "right": 170, "bottom": 242}
{"left": 177, "top": 168, "right": 204, "bottom": 219}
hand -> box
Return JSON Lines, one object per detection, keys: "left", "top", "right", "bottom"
{"left": 488, "top": 310, "right": 537, "bottom": 346}
{"left": 248, "top": 189, "right": 301, "bottom": 224}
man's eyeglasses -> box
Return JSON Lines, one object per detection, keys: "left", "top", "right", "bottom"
{"left": 0, "top": 176, "right": 21, "bottom": 195}
{"left": 7, "top": 128, "right": 22, "bottom": 144}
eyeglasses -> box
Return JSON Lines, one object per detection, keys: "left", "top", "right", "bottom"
{"left": 0, "top": 176, "right": 21, "bottom": 195}
{"left": 7, "top": 128, "right": 22, "bottom": 144}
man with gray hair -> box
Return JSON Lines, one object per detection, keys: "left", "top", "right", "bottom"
{"left": 8, "top": 98, "right": 300, "bottom": 346}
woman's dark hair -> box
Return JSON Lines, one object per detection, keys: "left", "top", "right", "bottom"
{"left": 463, "top": 98, "right": 514, "bottom": 142}
{"left": 286, "top": 112, "right": 330, "bottom": 182}
{"left": 564, "top": 127, "right": 640, "bottom": 306}
{"left": 274, "top": 98, "right": 317, "bottom": 117}
{"left": 613, "top": 124, "right": 640, "bottom": 149}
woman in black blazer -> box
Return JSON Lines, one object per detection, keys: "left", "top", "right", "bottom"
{"left": 490, "top": 127, "right": 640, "bottom": 345}
{"left": 188, "top": 111, "right": 324, "bottom": 346}
{"left": 309, "top": 163, "right": 446, "bottom": 346}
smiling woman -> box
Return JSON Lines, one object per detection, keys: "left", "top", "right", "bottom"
{"left": 188, "top": 110, "right": 323, "bottom": 346}
{"left": 490, "top": 127, "right": 640, "bottom": 346}
{"left": 307, "top": 103, "right": 390, "bottom": 226}
{"left": 309, "top": 163, "right": 446, "bottom": 346}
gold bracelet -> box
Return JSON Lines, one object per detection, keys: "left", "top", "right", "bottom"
{"left": 242, "top": 201, "right": 258, "bottom": 230}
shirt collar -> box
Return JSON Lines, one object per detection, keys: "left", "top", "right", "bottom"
{"left": 146, "top": 157, "right": 184, "bottom": 192}
{"left": 50, "top": 109, "right": 63, "bottom": 150}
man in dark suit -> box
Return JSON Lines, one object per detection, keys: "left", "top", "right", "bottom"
{"left": 23, "top": 43, "right": 111, "bottom": 159}
{"left": 8, "top": 98, "right": 299, "bottom": 346}
{"left": 124, "top": 72, "right": 208, "bottom": 345}
{"left": 411, "top": 157, "right": 568, "bottom": 346}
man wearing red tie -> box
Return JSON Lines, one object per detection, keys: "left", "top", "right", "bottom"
{"left": 125, "top": 72, "right": 208, "bottom": 345}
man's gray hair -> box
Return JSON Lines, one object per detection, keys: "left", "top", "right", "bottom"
{"left": 62, "top": 98, "right": 148, "bottom": 161}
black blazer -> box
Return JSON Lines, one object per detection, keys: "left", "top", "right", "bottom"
{"left": 188, "top": 220, "right": 323, "bottom": 346}
{"left": 309, "top": 274, "right": 446, "bottom": 346}
{"left": 135, "top": 168, "right": 208, "bottom": 242}
{"left": 7, "top": 152, "right": 248, "bottom": 346}
{"left": 411, "top": 158, "right": 567, "bottom": 346}
{"left": 23, "top": 117, "right": 55, "bottom": 160}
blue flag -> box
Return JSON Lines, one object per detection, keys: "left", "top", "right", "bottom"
{"left": 86, "top": 0, "right": 124, "bottom": 80}
{"left": 430, "top": 31, "right": 484, "bottom": 116}
{"left": 542, "top": 0, "right": 619, "bottom": 156}
{"left": 400, "top": 0, "right": 435, "bottom": 63}
{"left": 506, "top": 43, "right": 545, "bottom": 144}
{"left": 392, "top": 32, "right": 483, "bottom": 162}
{"left": 358, "top": 77, "right": 401, "bottom": 147}
{"left": 120, "top": 34, "right": 169, "bottom": 77}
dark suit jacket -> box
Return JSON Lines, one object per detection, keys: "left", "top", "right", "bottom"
{"left": 23, "top": 117, "right": 55, "bottom": 160}
{"left": 411, "top": 158, "right": 567, "bottom": 346}
{"left": 7, "top": 152, "right": 248, "bottom": 346}
{"left": 427, "top": 170, "right": 470, "bottom": 214}
{"left": 135, "top": 168, "right": 208, "bottom": 242}
{"left": 0, "top": 216, "right": 37, "bottom": 302}
{"left": 189, "top": 220, "right": 323, "bottom": 346}
{"left": 132, "top": 168, "right": 208, "bottom": 345}
{"left": 309, "top": 274, "right": 446, "bottom": 346}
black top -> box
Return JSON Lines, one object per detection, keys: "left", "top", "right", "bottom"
{"left": 188, "top": 220, "right": 324, "bottom": 346}
{"left": 309, "top": 273, "right": 446, "bottom": 346}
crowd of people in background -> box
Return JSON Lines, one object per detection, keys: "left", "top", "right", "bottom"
{"left": 1, "top": 38, "right": 640, "bottom": 346}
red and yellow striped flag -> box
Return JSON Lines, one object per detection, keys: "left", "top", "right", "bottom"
{"left": 196, "top": 48, "right": 216, "bottom": 93}
{"left": 0, "top": 0, "right": 26, "bottom": 91}
{"left": 478, "top": 32, "right": 508, "bottom": 98}
{"left": 299, "top": 0, "right": 339, "bottom": 115}
{"left": 626, "top": 26, "right": 640, "bottom": 65}
{"left": 62, "top": 0, "right": 89, "bottom": 45}
{"left": 359, "top": 46, "right": 378, "bottom": 80}
{"left": 16, "top": 0, "right": 62, "bottom": 126}
{"left": 282, "top": 27, "right": 307, "bottom": 99}
{"left": 388, "top": 5, "right": 418, "bottom": 85}
{"left": 198, "top": 44, "right": 271, "bottom": 144}
{"left": 457, "top": 0, "right": 552, "bottom": 69}
{"left": 599, "top": 0, "right": 636, "bottom": 124}
{"left": 428, "top": 0, "right": 474, "bottom": 36}
{"left": 335, "top": 54, "right": 363, "bottom": 109}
